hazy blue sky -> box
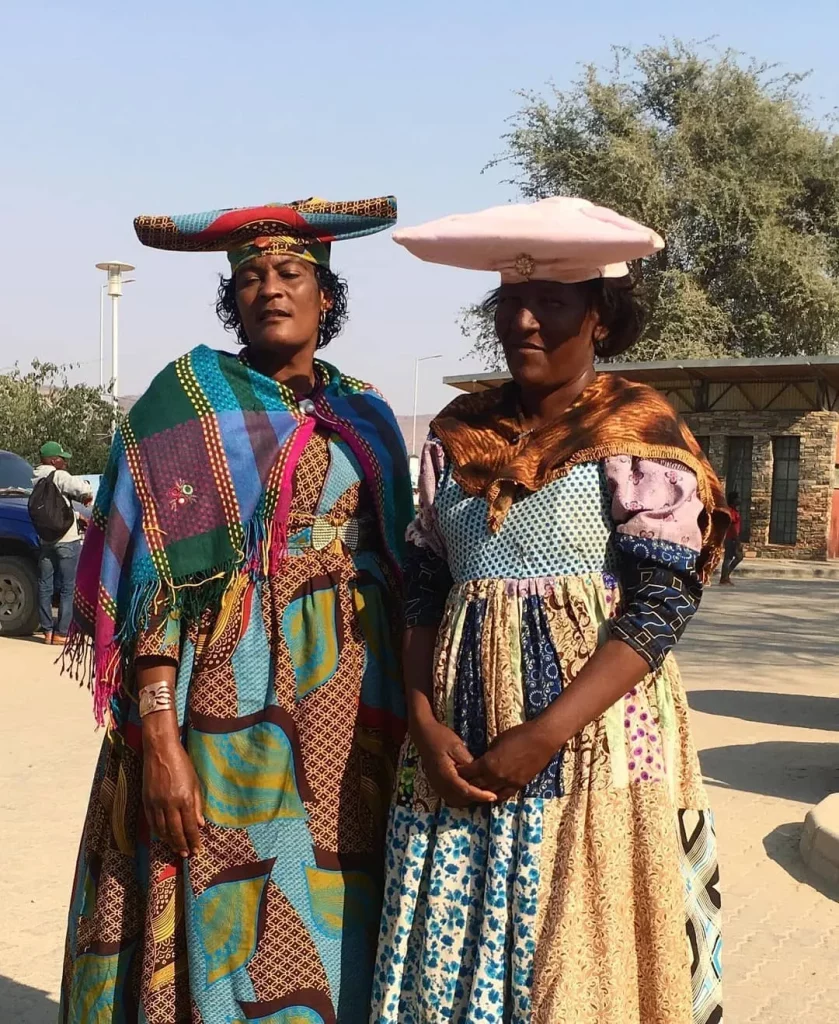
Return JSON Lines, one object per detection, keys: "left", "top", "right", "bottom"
{"left": 1, "top": 0, "right": 837, "bottom": 415}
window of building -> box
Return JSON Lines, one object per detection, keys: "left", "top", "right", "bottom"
{"left": 693, "top": 435, "right": 710, "bottom": 454}
{"left": 769, "top": 436, "right": 801, "bottom": 545}
{"left": 725, "top": 436, "right": 753, "bottom": 541}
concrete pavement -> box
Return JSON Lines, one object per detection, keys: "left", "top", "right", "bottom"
{"left": 736, "top": 558, "right": 839, "bottom": 581}
{"left": 678, "top": 577, "right": 839, "bottom": 1022}
{"left": 0, "top": 577, "right": 837, "bottom": 1023}
{"left": 0, "top": 637, "right": 99, "bottom": 1023}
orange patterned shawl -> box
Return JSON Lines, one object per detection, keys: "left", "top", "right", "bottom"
{"left": 430, "top": 373, "right": 729, "bottom": 582}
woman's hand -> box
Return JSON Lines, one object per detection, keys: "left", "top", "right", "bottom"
{"left": 142, "top": 735, "right": 204, "bottom": 859}
{"left": 458, "top": 721, "right": 556, "bottom": 802}
{"left": 412, "top": 716, "right": 496, "bottom": 809}
{"left": 136, "top": 657, "right": 203, "bottom": 859}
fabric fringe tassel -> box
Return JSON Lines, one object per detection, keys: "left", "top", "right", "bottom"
{"left": 61, "top": 626, "right": 124, "bottom": 729}
{"left": 66, "top": 510, "right": 293, "bottom": 727}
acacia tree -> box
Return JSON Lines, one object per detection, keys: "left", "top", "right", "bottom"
{"left": 0, "top": 362, "right": 117, "bottom": 472}
{"left": 463, "top": 41, "right": 839, "bottom": 367}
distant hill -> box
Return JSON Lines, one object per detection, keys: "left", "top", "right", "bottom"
{"left": 395, "top": 414, "right": 433, "bottom": 456}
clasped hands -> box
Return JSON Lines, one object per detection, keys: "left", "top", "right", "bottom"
{"left": 412, "top": 714, "right": 558, "bottom": 807}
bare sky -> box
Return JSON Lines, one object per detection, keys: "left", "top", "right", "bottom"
{"left": 1, "top": 0, "right": 837, "bottom": 415}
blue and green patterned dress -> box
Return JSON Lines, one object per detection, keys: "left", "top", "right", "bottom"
{"left": 61, "top": 427, "right": 406, "bottom": 1024}
{"left": 372, "top": 438, "right": 723, "bottom": 1024}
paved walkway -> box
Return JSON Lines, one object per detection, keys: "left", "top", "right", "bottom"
{"left": 676, "top": 577, "right": 839, "bottom": 1021}
{"left": 1, "top": 578, "right": 837, "bottom": 1022}
{"left": 737, "top": 558, "right": 839, "bottom": 581}
{"left": 0, "top": 637, "right": 99, "bottom": 1023}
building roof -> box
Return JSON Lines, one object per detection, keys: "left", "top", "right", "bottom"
{"left": 443, "top": 356, "right": 839, "bottom": 393}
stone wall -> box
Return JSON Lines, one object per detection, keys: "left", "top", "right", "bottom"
{"left": 682, "top": 410, "right": 839, "bottom": 560}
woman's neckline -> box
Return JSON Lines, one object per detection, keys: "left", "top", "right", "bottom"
{"left": 234, "top": 348, "right": 327, "bottom": 401}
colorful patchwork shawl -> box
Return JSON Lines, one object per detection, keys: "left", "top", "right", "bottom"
{"left": 68, "top": 345, "right": 413, "bottom": 724}
{"left": 431, "top": 373, "right": 729, "bottom": 581}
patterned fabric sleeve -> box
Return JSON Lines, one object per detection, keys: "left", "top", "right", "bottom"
{"left": 605, "top": 455, "right": 705, "bottom": 670}
{"left": 134, "top": 595, "right": 182, "bottom": 666}
{"left": 405, "top": 437, "right": 453, "bottom": 629}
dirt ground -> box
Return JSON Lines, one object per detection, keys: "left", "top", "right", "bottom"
{"left": 1, "top": 578, "right": 837, "bottom": 1023}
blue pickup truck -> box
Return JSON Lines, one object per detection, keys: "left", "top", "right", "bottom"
{"left": 0, "top": 451, "right": 40, "bottom": 635}
{"left": 0, "top": 451, "right": 96, "bottom": 636}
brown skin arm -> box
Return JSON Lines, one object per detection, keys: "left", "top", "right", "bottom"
{"left": 404, "top": 626, "right": 496, "bottom": 808}
{"left": 137, "top": 656, "right": 204, "bottom": 859}
{"left": 459, "top": 639, "right": 648, "bottom": 800}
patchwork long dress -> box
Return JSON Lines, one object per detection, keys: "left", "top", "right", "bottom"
{"left": 60, "top": 429, "right": 405, "bottom": 1024}
{"left": 372, "top": 440, "right": 723, "bottom": 1024}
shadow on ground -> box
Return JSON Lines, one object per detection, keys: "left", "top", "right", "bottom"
{"left": 0, "top": 976, "right": 58, "bottom": 1024}
{"left": 700, "top": 741, "right": 839, "bottom": 803}
{"left": 3, "top": 634, "right": 52, "bottom": 646}
{"left": 689, "top": 690, "right": 839, "bottom": 731}
{"left": 763, "top": 821, "right": 839, "bottom": 904}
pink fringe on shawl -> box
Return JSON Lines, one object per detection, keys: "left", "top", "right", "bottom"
{"left": 63, "top": 518, "right": 126, "bottom": 726}
{"left": 268, "top": 417, "right": 316, "bottom": 574}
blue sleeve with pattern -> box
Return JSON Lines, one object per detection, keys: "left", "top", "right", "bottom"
{"left": 404, "top": 540, "right": 453, "bottom": 629}
{"left": 610, "top": 535, "right": 702, "bottom": 670}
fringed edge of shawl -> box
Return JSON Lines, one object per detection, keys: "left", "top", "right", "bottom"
{"left": 63, "top": 513, "right": 289, "bottom": 728}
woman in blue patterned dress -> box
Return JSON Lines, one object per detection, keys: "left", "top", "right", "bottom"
{"left": 60, "top": 199, "right": 413, "bottom": 1024}
{"left": 371, "top": 199, "right": 728, "bottom": 1024}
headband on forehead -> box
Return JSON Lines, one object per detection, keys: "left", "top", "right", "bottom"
{"left": 393, "top": 196, "right": 664, "bottom": 283}
{"left": 134, "top": 196, "right": 398, "bottom": 271}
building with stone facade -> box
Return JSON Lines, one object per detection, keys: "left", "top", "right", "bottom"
{"left": 444, "top": 357, "right": 839, "bottom": 561}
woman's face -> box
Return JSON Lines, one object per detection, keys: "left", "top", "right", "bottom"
{"left": 235, "top": 255, "right": 329, "bottom": 355}
{"left": 494, "top": 280, "right": 599, "bottom": 391}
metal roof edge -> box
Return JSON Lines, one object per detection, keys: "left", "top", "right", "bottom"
{"left": 444, "top": 354, "right": 839, "bottom": 387}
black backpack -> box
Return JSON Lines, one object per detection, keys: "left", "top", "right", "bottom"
{"left": 28, "top": 473, "right": 75, "bottom": 543}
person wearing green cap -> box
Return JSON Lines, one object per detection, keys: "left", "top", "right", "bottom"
{"left": 31, "top": 441, "right": 92, "bottom": 643}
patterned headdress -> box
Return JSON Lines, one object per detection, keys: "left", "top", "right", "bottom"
{"left": 134, "top": 196, "right": 397, "bottom": 272}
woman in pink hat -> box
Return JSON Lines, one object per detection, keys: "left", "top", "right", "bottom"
{"left": 372, "top": 199, "right": 728, "bottom": 1024}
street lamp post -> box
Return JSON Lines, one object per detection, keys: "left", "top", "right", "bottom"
{"left": 412, "top": 354, "right": 442, "bottom": 457}
{"left": 99, "top": 283, "right": 106, "bottom": 389}
{"left": 95, "top": 261, "right": 135, "bottom": 427}
{"left": 98, "top": 278, "right": 135, "bottom": 390}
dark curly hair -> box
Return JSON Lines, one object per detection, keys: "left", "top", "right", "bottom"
{"left": 482, "top": 274, "right": 645, "bottom": 360}
{"left": 215, "top": 264, "right": 350, "bottom": 348}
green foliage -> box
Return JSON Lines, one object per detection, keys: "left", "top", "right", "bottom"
{"left": 465, "top": 40, "right": 839, "bottom": 365}
{"left": 0, "top": 362, "right": 119, "bottom": 473}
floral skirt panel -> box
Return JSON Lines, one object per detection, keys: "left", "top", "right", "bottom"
{"left": 372, "top": 573, "right": 722, "bottom": 1024}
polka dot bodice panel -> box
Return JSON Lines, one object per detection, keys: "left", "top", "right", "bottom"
{"left": 435, "top": 460, "right": 619, "bottom": 583}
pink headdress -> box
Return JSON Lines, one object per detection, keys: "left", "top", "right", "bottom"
{"left": 393, "top": 197, "right": 664, "bottom": 283}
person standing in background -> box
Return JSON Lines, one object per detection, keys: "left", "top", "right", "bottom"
{"left": 30, "top": 441, "right": 92, "bottom": 645}
{"left": 720, "top": 490, "right": 744, "bottom": 585}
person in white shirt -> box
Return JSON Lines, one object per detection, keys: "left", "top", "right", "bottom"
{"left": 32, "top": 441, "right": 93, "bottom": 644}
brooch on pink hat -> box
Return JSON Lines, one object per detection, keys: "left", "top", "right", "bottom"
{"left": 393, "top": 196, "right": 664, "bottom": 284}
